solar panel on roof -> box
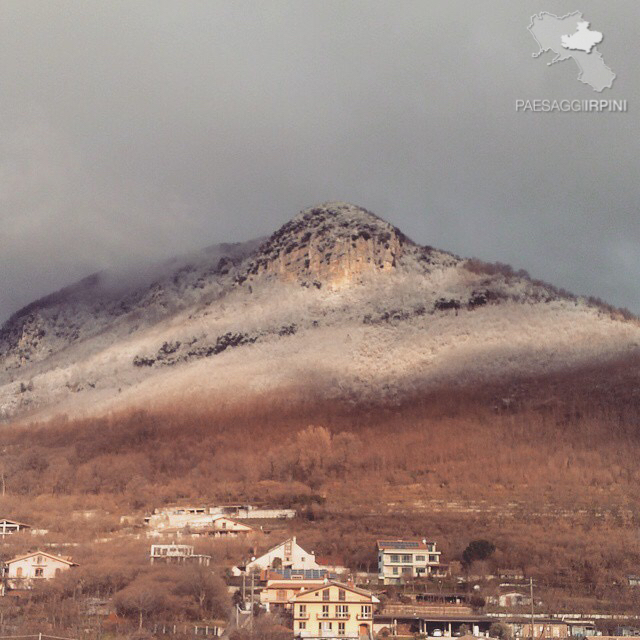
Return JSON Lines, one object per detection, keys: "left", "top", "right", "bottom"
{"left": 379, "top": 540, "right": 421, "bottom": 548}
{"left": 274, "top": 568, "right": 335, "bottom": 580}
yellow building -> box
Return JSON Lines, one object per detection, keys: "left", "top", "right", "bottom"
{"left": 291, "top": 581, "right": 379, "bottom": 639}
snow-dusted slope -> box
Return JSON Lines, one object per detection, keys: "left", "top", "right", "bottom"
{"left": 1, "top": 202, "right": 638, "bottom": 421}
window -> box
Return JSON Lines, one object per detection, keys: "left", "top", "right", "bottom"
{"left": 402, "top": 554, "right": 412, "bottom": 563}
{"left": 338, "top": 623, "right": 346, "bottom": 636}
{"left": 416, "top": 555, "right": 425, "bottom": 562}
{"left": 35, "top": 568, "right": 44, "bottom": 577}
{"left": 55, "top": 568, "right": 61, "bottom": 577}
{"left": 299, "top": 605, "right": 307, "bottom": 617}
{"left": 321, "top": 605, "right": 329, "bottom": 618}
{"left": 390, "top": 554, "right": 399, "bottom": 563}
{"left": 16, "top": 567, "right": 22, "bottom": 578}
{"left": 339, "top": 589, "right": 346, "bottom": 601}
{"left": 427, "top": 544, "right": 435, "bottom": 552}
{"left": 429, "top": 555, "right": 438, "bottom": 563}
{"left": 277, "top": 590, "right": 286, "bottom": 601}
{"left": 361, "top": 605, "right": 372, "bottom": 619}
{"left": 299, "top": 622, "right": 306, "bottom": 630}
{"left": 322, "top": 589, "right": 330, "bottom": 601}
{"left": 36, "top": 555, "right": 44, "bottom": 565}
{"left": 393, "top": 567, "right": 399, "bottom": 575}
{"left": 337, "top": 605, "right": 349, "bottom": 618}
{"left": 321, "top": 622, "right": 332, "bottom": 631}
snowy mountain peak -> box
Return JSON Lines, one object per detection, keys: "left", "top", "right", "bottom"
{"left": 241, "top": 202, "right": 419, "bottom": 286}
{"left": 1, "top": 202, "right": 638, "bottom": 423}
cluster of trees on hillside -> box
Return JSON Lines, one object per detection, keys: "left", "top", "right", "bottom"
{"left": 0, "top": 539, "right": 230, "bottom": 634}
{"left": 0, "top": 355, "right": 640, "bottom": 612}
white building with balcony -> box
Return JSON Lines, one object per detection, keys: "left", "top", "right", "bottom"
{"left": 376, "top": 539, "right": 442, "bottom": 584}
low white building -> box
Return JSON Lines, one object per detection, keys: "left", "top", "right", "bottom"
{"left": 498, "top": 592, "right": 532, "bottom": 608}
{"left": 190, "top": 515, "right": 255, "bottom": 537}
{"left": 246, "top": 537, "right": 320, "bottom": 572}
{"left": 147, "top": 511, "right": 257, "bottom": 536}
{"left": 0, "top": 519, "right": 30, "bottom": 538}
{"left": 377, "top": 539, "right": 442, "bottom": 584}
{"left": 146, "top": 504, "right": 295, "bottom": 530}
{"left": 3, "top": 551, "right": 76, "bottom": 590}
{"left": 149, "top": 544, "right": 211, "bottom": 565}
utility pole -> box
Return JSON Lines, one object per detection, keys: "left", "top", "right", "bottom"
{"left": 530, "top": 577, "right": 535, "bottom": 640}
{"left": 250, "top": 570, "right": 255, "bottom": 631}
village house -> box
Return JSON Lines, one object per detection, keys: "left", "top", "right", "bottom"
{"left": 613, "top": 626, "right": 640, "bottom": 636}
{"left": 3, "top": 550, "right": 77, "bottom": 591}
{"left": 568, "top": 621, "right": 599, "bottom": 637}
{"left": 246, "top": 537, "right": 322, "bottom": 573}
{"left": 261, "top": 578, "right": 330, "bottom": 612}
{"left": 291, "top": 581, "right": 379, "bottom": 639}
{"left": 0, "top": 519, "right": 30, "bottom": 538}
{"left": 507, "top": 618, "right": 570, "bottom": 639}
{"left": 191, "top": 515, "right": 255, "bottom": 537}
{"left": 377, "top": 539, "right": 442, "bottom": 584}
{"left": 149, "top": 544, "right": 211, "bottom": 566}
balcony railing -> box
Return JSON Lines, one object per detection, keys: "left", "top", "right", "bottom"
{"left": 298, "top": 632, "right": 360, "bottom": 639}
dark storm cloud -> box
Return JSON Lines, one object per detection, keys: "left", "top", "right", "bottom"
{"left": 1, "top": 0, "right": 639, "bottom": 322}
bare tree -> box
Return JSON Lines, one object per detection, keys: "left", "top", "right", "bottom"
{"left": 114, "top": 579, "right": 162, "bottom": 629}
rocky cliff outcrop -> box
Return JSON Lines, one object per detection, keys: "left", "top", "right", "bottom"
{"left": 241, "top": 202, "right": 449, "bottom": 287}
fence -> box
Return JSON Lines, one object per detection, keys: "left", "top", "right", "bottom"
{"left": 0, "top": 635, "right": 77, "bottom": 640}
{"left": 152, "top": 623, "right": 224, "bottom": 636}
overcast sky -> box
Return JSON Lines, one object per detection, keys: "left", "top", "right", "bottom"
{"left": 1, "top": 0, "right": 639, "bottom": 323}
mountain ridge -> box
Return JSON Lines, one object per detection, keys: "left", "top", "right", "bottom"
{"left": 1, "top": 202, "right": 638, "bottom": 422}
